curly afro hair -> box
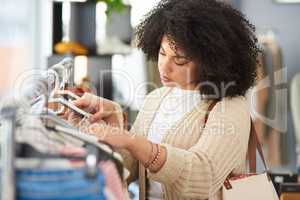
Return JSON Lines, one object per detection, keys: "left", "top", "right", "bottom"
{"left": 135, "top": 0, "right": 259, "bottom": 99}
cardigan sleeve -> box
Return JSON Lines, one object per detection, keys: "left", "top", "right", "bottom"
{"left": 147, "top": 97, "right": 251, "bottom": 199}
{"left": 119, "top": 88, "right": 166, "bottom": 183}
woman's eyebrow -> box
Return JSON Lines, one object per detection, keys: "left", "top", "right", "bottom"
{"left": 175, "top": 54, "right": 187, "bottom": 58}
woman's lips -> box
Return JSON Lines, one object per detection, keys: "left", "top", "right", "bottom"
{"left": 161, "top": 75, "right": 171, "bottom": 82}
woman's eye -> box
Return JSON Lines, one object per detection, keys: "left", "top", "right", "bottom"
{"left": 174, "top": 58, "right": 188, "bottom": 66}
{"left": 159, "top": 51, "right": 166, "bottom": 56}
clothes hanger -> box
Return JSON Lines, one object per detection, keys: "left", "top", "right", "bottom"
{"left": 55, "top": 90, "right": 81, "bottom": 100}
{"left": 44, "top": 121, "right": 124, "bottom": 178}
{"left": 43, "top": 118, "right": 122, "bottom": 162}
{"left": 28, "top": 68, "right": 120, "bottom": 163}
{"left": 19, "top": 57, "right": 124, "bottom": 177}
{"left": 48, "top": 96, "right": 92, "bottom": 118}
{"left": 47, "top": 88, "right": 93, "bottom": 118}
{"left": 13, "top": 111, "right": 123, "bottom": 179}
{"left": 40, "top": 113, "right": 123, "bottom": 166}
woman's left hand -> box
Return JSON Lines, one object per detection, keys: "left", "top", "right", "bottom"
{"left": 87, "top": 123, "right": 132, "bottom": 149}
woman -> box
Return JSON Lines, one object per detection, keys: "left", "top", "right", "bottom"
{"left": 67, "top": 0, "right": 259, "bottom": 199}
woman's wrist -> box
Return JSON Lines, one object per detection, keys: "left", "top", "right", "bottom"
{"left": 125, "top": 135, "right": 155, "bottom": 165}
{"left": 126, "top": 135, "right": 167, "bottom": 172}
{"left": 122, "top": 130, "right": 135, "bottom": 152}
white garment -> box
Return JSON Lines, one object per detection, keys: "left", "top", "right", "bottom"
{"left": 147, "top": 87, "right": 202, "bottom": 199}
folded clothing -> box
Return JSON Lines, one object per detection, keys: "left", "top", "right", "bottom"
{"left": 15, "top": 168, "right": 106, "bottom": 200}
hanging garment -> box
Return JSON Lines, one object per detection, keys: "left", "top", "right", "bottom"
{"left": 14, "top": 168, "right": 106, "bottom": 200}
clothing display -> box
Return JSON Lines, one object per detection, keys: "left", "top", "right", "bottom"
{"left": 99, "top": 161, "right": 126, "bottom": 200}
{"left": 0, "top": 58, "right": 127, "bottom": 200}
{"left": 15, "top": 168, "right": 106, "bottom": 200}
{"left": 122, "top": 87, "right": 251, "bottom": 200}
{"left": 1, "top": 160, "right": 123, "bottom": 200}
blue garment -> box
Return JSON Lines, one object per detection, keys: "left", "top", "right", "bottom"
{"left": 11, "top": 168, "right": 106, "bottom": 200}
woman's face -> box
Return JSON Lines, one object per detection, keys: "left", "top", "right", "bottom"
{"left": 158, "top": 36, "right": 199, "bottom": 90}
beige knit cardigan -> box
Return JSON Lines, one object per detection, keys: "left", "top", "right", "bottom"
{"left": 120, "top": 87, "right": 251, "bottom": 200}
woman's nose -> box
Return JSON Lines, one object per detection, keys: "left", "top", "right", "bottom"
{"left": 159, "top": 56, "right": 172, "bottom": 74}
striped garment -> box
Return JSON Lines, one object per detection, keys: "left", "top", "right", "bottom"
{"left": 120, "top": 87, "right": 251, "bottom": 200}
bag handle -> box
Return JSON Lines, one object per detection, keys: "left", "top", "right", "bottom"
{"left": 248, "top": 121, "right": 267, "bottom": 172}
{"left": 204, "top": 100, "right": 268, "bottom": 173}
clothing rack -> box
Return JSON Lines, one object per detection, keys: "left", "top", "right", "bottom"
{"left": 0, "top": 58, "right": 126, "bottom": 200}
{"left": 0, "top": 58, "right": 73, "bottom": 200}
{"left": 1, "top": 106, "right": 17, "bottom": 200}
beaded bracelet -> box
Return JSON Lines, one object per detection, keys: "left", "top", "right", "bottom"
{"left": 148, "top": 144, "right": 161, "bottom": 168}
{"left": 144, "top": 141, "right": 154, "bottom": 168}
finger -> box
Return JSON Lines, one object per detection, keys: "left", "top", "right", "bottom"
{"left": 72, "top": 93, "right": 92, "bottom": 107}
{"left": 73, "top": 98, "right": 90, "bottom": 108}
{"left": 89, "top": 111, "right": 111, "bottom": 123}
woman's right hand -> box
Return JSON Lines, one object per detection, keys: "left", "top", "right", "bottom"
{"left": 66, "top": 92, "right": 124, "bottom": 128}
